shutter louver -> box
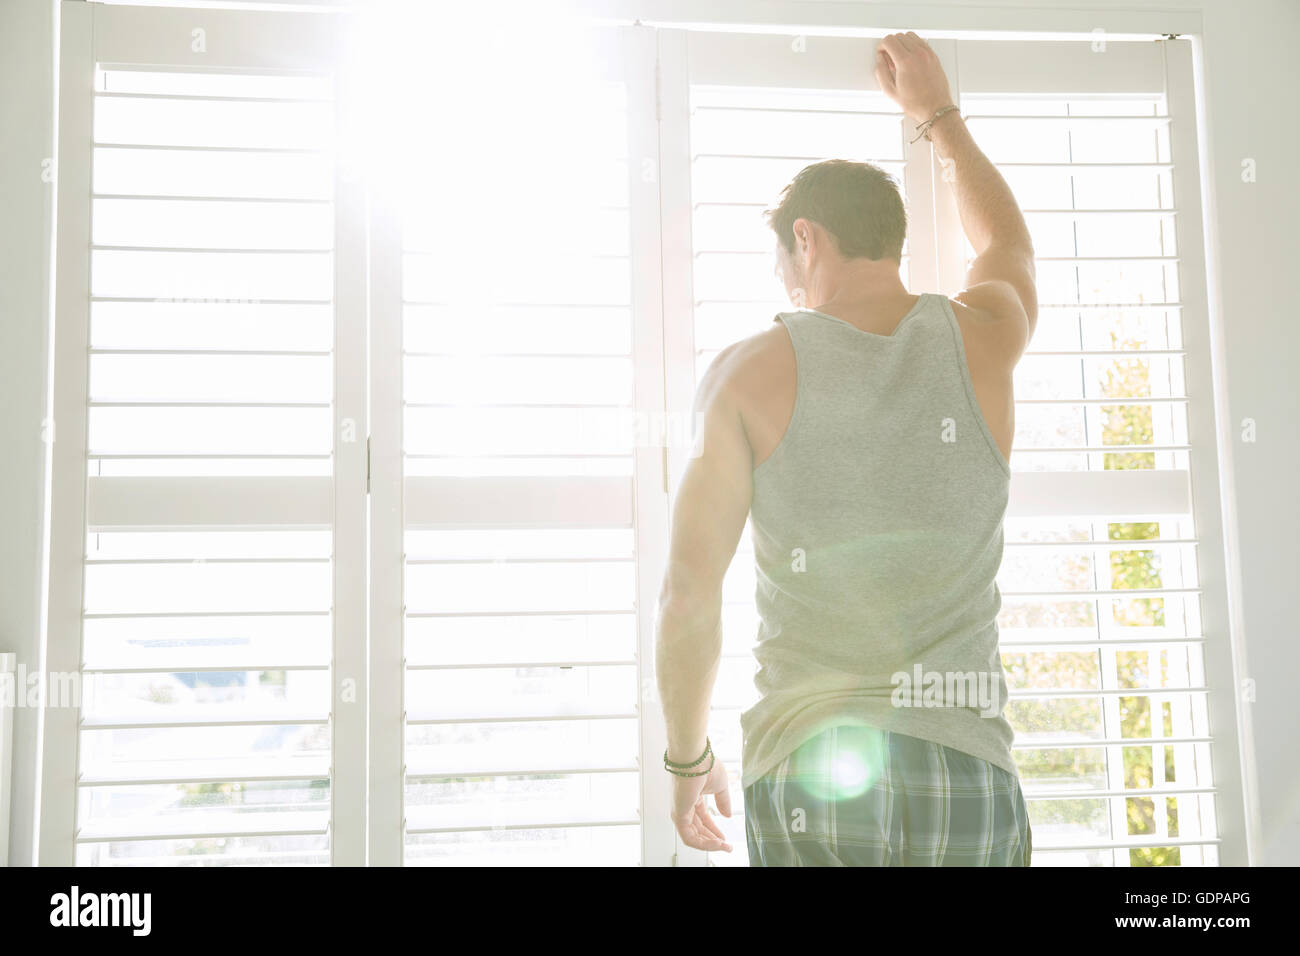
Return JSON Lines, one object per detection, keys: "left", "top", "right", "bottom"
{"left": 391, "top": 30, "right": 650, "bottom": 866}
{"left": 963, "top": 88, "right": 1217, "bottom": 865}
{"left": 75, "top": 67, "right": 338, "bottom": 865}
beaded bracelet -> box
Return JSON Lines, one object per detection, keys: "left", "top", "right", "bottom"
{"left": 663, "top": 737, "right": 712, "bottom": 776}
{"left": 666, "top": 752, "right": 716, "bottom": 778}
{"left": 910, "top": 104, "right": 960, "bottom": 143}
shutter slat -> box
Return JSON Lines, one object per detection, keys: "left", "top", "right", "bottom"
{"left": 77, "top": 810, "right": 331, "bottom": 843}
{"left": 79, "top": 756, "right": 331, "bottom": 787}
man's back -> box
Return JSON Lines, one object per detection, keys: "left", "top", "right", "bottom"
{"left": 727, "top": 293, "right": 1016, "bottom": 791}
{"left": 725, "top": 292, "right": 1017, "bottom": 473}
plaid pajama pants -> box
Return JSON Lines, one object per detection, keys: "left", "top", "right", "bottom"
{"left": 744, "top": 724, "right": 1032, "bottom": 866}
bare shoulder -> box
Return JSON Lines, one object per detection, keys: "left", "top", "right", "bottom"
{"left": 947, "top": 287, "right": 1031, "bottom": 371}
{"left": 695, "top": 320, "right": 793, "bottom": 405}
{"left": 693, "top": 321, "right": 797, "bottom": 468}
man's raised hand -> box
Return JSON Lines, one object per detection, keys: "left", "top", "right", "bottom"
{"left": 874, "top": 32, "right": 955, "bottom": 125}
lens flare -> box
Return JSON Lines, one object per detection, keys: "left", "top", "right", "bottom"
{"left": 831, "top": 752, "right": 872, "bottom": 795}
{"left": 794, "top": 725, "right": 886, "bottom": 802}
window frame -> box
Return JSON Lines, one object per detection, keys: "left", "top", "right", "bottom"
{"left": 42, "top": 0, "right": 1251, "bottom": 868}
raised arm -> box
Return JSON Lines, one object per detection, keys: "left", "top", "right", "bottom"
{"left": 875, "top": 32, "right": 1038, "bottom": 363}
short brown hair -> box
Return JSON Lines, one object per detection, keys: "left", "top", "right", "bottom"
{"left": 764, "top": 159, "right": 906, "bottom": 261}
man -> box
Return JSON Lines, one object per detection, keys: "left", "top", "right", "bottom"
{"left": 655, "top": 32, "right": 1038, "bottom": 865}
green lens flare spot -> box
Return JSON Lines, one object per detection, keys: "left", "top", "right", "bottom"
{"left": 796, "top": 728, "right": 886, "bottom": 802}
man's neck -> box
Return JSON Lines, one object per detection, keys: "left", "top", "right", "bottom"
{"left": 805, "top": 261, "right": 914, "bottom": 329}
{"left": 805, "top": 259, "right": 908, "bottom": 314}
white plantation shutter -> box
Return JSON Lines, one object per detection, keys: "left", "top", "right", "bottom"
{"left": 949, "top": 38, "right": 1244, "bottom": 865}
{"left": 367, "top": 25, "right": 670, "bottom": 866}
{"left": 41, "top": 3, "right": 360, "bottom": 865}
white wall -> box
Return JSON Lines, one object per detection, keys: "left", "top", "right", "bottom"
{"left": 0, "top": 0, "right": 56, "bottom": 867}
{"left": 1193, "top": 0, "right": 1300, "bottom": 866}
{"left": 1, "top": 0, "right": 1295, "bottom": 865}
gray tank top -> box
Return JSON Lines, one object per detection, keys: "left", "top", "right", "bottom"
{"left": 740, "top": 292, "right": 1018, "bottom": 790}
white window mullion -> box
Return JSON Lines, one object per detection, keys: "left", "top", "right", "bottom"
{"left": 928, "top": 39, "right": 967, "bottom": 296}
{"left": 625, "top": 23, "right": 675, "bottom": 868}
{"left": 658, "top": 26, "right": 699, "bottom": 507}
{"left": 331, "top": 35, "right": 368, "bottom": 866}
{"left": 899, "top": 43, "right": 938, "bottom": 296}
{"left": 39, "top": 0, "right": 94, "bottom": 867}
{"left": 654, "top": 26, "right": 703, "bottom": 867}
{"left": 366, "top": 177, "right": 406, "bottom": 866}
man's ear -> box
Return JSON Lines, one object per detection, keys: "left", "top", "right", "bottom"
{"left": 791, "top": 217, "right": 818, "bottom": 267}
{"left": 791, "top": 217, "right": 810, "bottom": 254}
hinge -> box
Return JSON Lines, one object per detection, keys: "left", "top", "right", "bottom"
{"left": 366, "top": 436, "right": 371, "bottom": 494}
{"left": 1162, "top": 33, "right": 1181, "bottom": 40}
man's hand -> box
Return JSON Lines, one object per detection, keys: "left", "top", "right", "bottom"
{"left": 874, "top": 32, "right": 955, "bottom": 124}
{"left": 669, "top": 757, "right": 734, "bottom": 853}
